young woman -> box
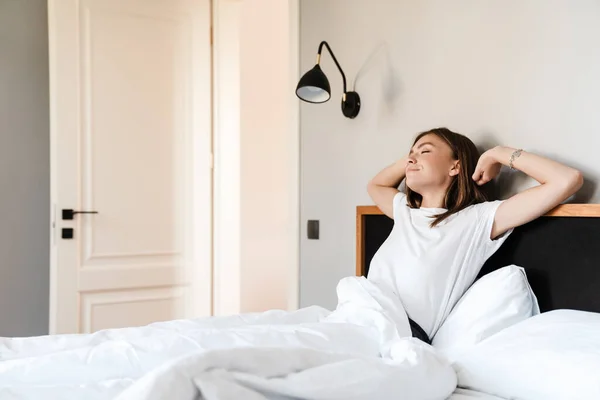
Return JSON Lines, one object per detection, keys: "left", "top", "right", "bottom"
{"left": 366, "top": 127, "right": 583, "bottom": 344}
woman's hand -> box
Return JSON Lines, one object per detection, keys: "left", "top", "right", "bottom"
{"left": 367, "top": 157, "right": 410, "bottom": 219}
{"left": 397, "top": 156, "right": 410, "bottom": 171}
{"left": 472, "top": 147, "right": 503, "bottom": 186}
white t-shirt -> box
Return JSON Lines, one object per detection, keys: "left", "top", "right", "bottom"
{"left": 367, "top": 192, "right": 512, "bottom": 338}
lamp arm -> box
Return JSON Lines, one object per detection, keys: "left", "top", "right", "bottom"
{"left": 317, "top": 41, "right": 347, "bottom": 95}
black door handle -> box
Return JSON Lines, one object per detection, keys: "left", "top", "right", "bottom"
{"left": 62, "top": 209, "right": 99, "bottom": 220}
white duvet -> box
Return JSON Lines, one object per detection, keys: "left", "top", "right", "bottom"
{"left": 0, "top": 277, "right": 458, "bottom": 400}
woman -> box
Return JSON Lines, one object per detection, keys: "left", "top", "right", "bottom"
{"left": 366, "top": 127, "right": 583, "bottom": 344}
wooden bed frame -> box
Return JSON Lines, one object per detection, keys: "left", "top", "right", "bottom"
{"left": 356, "top": 203, "right": 600, "bottom": 313}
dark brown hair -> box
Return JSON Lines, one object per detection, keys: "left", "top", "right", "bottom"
{"left": 406, "top": 127, "right": 489, "bottom": 227}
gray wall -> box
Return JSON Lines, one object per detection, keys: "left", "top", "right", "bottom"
{"left": 0, "top": 0, "right": 50, "bottom": 336}
{"left": 300, "top": 0, "right": 600, "bottom": 309}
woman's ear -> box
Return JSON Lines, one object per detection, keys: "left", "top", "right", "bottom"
{"left": 449, "top": 161, "right": 460, "bottom": 177}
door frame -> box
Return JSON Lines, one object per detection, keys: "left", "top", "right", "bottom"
{"left": 288, "top": 0, "right": 300, "bottom": 312}
{"left": 47, "top": 0, "right": 214, "bottom": 334}
{"left": 211, "top": 0, "right": 300, "bottom": 314}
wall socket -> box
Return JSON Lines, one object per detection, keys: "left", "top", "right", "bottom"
{"left": 307, "top": 220, "right": 319, "bottom": 239}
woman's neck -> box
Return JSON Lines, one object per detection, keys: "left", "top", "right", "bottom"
{"left": 420, "top": 191, "right": 447, "bottom": 209}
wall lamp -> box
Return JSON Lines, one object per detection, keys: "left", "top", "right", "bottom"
{"left": 295, "top": 41, "right": 361, "bottom": 119}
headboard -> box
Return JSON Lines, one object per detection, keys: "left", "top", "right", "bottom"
{"left": 356, "top": 204, "right": 600, "bottom": 313}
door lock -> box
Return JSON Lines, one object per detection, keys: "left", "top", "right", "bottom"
{"left": 62, "top": 228, "right": 74, "bottom": 239}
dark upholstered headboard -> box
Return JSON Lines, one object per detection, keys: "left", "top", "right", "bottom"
{"left": 356, "top": 204, "right": 600, "bottom": 313}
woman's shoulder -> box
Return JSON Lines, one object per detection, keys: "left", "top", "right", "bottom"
{"left": 459, "top": 199, "right": 505, "bottom": 220}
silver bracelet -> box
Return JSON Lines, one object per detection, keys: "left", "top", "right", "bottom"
{"left": 509, "top": 149, "right": 523, "bottom": 170}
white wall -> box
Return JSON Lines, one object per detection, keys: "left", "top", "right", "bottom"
{"left": 213, "top": 0, "right": 299, "bottom": 314}
{"left": 300, "top": 0, "right": 600, "bottom": 309}
{"left": 0, "top": 0, "right": 50, "bottom": 336}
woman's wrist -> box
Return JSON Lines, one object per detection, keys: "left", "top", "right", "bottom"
{"left": 492, "top": 146, "right": 519, "bottom": 166}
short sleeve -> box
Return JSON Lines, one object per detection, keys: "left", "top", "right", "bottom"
{"left": 473, "top": 200, "right": 513, "bottom": 257}
{"left": 392, "top": 191, "right": 407, "bottom": 222}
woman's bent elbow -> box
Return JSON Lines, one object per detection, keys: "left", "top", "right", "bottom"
{"left": 564, "top": 169, "right": 584, "bottom": 196}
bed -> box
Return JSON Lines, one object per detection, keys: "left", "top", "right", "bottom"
{"left": 1, "top": 203, "right": 599, "bottom": 400}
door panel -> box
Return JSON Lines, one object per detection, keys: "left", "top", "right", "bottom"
{"left": 81, "top": 287, "right": 185, "bottom": 332}
{"left": 49, "top": 0, "right": 212, "bottom": 334}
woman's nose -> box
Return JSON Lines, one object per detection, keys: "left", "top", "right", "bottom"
{"left": 407, "top": 156, "right": 416, "bottom": 164}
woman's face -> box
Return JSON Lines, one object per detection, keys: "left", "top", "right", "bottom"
{"left": 405, "top": 133, "right": 459, "bottom": 194}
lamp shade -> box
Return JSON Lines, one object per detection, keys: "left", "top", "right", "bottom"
{"left": 295, "top": 64, "right": 331, "bottom": 103}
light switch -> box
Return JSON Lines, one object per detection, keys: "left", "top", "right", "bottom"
{"left": 307, "top": 220, "right": 319, "bottom": 239}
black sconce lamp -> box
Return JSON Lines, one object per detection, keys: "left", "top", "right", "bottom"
{"left": 295, "top": 41, "right": 361, "bottom": 119}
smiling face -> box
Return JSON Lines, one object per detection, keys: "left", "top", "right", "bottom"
{"left": 405, "top": 133, "right": 460, "bottom": 195}
{"left": 405, "top": 127, "right": 490, "bottom": 225}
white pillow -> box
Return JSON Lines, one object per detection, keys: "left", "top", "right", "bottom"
{"left": 453, "top": 309, "right": 600, "bottom": 400}
{"left": 433, "top": 265, "right": 539, "bottom": 361}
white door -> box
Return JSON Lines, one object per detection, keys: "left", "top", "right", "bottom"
{"left": 48, "top": 0, "right": 213, "bottom": 334}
